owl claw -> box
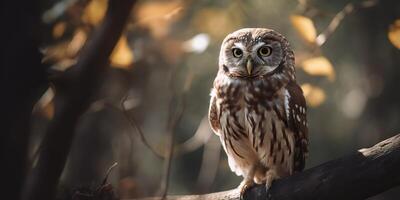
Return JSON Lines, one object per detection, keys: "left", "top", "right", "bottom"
{"left": 238, "top": 180, "right": 254, "bottom": 200}
{"left": 239, "top": 186, "right": 249, "bottom": 200}
{"left": 264, "top": 182, "right": 274, "bottom": 200}
{"left": 265, "top": 185, "right": 271, "bottom": 199}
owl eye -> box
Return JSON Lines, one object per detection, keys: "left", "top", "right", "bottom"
{"left": 258, "top": 46, "right": 272, "bottom": 57}
{"left": 232, "top": 48, "right": 243, "bottom": 58}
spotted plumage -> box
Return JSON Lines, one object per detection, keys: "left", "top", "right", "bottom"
{"left": 208, "top": 28, "right": 308, "bottom": 196}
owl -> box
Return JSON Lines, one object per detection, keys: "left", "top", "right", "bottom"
{"left": 208, "top": 28, "right": 308, "bottom": 197}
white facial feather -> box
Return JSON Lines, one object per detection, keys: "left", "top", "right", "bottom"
{"left": 233, "top": 42, "right": 246, "bottom": 50}
{"left": 251, "top": 42, "right": 266, "bottom": 52}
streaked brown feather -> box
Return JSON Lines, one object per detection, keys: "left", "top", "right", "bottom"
{"left": 208, "top": 94, "right": 220, "bottom": 135}
{"left": 285, "top": 81, "right": 309, "bottom": 172}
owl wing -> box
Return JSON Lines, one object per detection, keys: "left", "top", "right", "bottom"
{"left": 209, "top": 91, "right": 221, "bottom": 135}
{"left": 285, "top": 81, "right": 309, "bottom": 172}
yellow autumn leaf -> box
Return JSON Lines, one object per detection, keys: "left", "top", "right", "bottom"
{"left": 110, "top": 35, "right": 134, "bottom": 69}
{"left": 42, "top": 42, "right": 70, "bottom": 63}
{"left": 388, "top": 19, "right": 400, "bottom": 49}
{"left": 301, "top": 84, "right": 326, "bottom": 107}
{"left": 52, "top": 22, "right": 66, "bottom": 39}
{"left": 82, "top": 0, "right": 108, "bottom": 25}
{"left": 290, "top": 15, "right": 317, "bottom": 43}
{"left": 35, "top": 88, "right": 55, "bottom": 119}
{"left": 53, "top": 59, "right": 77, "bottom": 71}
{"left": 67, "top": 28, "right": 87, "bottom": 56}
{"left": 43, "top": 101, "right": 55, "bottom": 119}
{"left": 301, "top": 56, "right": 335, "bottom": 81}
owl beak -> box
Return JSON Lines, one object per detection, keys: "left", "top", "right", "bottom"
{"left": 246, "top": 59, "right": 253, "bottom": 75}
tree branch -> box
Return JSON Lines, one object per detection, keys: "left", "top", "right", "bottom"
{"left": 315, "top": 0, "right": 380, "bottom": 46}
{"left": 21, "top": 1, "right": 137, "bottom": 200}
{"left": 129, "top": 133, "right": 400, "bottom": 200}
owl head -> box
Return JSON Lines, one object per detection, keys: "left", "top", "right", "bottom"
{"left": 218, "top": 28, "right": 295, "bottom": 84}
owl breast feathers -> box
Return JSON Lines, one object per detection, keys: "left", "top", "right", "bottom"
{"left": 208, "top": 28, "right": 308, "bottom": 188}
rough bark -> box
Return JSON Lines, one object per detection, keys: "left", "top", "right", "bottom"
{"left": 130, "top": 134, "right": 400, "bottom": 200}
{"left": 21, "top": 1, "right": 137, "bottom": 200}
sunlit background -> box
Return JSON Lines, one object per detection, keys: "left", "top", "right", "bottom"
{"left": 27, "top": 0, "right": 400, "bottom": 199}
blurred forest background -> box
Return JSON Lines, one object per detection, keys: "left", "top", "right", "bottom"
{"left": 2, "top": 0, "right": 400, "bottom": 199}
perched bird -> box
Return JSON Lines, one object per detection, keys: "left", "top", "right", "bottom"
{"left": 208, "top": 28, "right": 308, "bottom": 197}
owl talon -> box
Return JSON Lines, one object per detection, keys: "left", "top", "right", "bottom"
{"left": 265, "top": 185, "right": 273, "bottom": 200}
{"left": 239, "top": 186, "right": 249, "bottom": 200}
{"left": 265, "top": 184, "right": 271, "bottom": 196}
{"left": 238, "top": 180, "right": 254, "bottom": 200}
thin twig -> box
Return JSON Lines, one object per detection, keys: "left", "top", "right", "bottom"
{"left": 120, "top": 94, "right": 165, "bottom": 159}
{"left": 159, "top": 65, "right": 194, "bottom": 198}
{"left": 316, "top": 0, "right": 380, "bottom": 46}
{"left": 159, "top": 80, "right": 185, "bottom": 198}
{"left": 174, "top": 116, "right": 213, "bottom": 156}
{"left": 103, "top": 99, "right": 141, "bottom": 175}
{"left": 160, "top": 102, "right": 185, "bottom": 198}
{"left": 115, "top": 96, "right": 210, "bottom": 159}
{"left": 100, "top": 162, "right": 118, "bottom": 187}
{"left": 159, "top": 126, "right": 176, "bottom": 200}
{"left": 195, "top": 136, "right": 221, "bottom": 193}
